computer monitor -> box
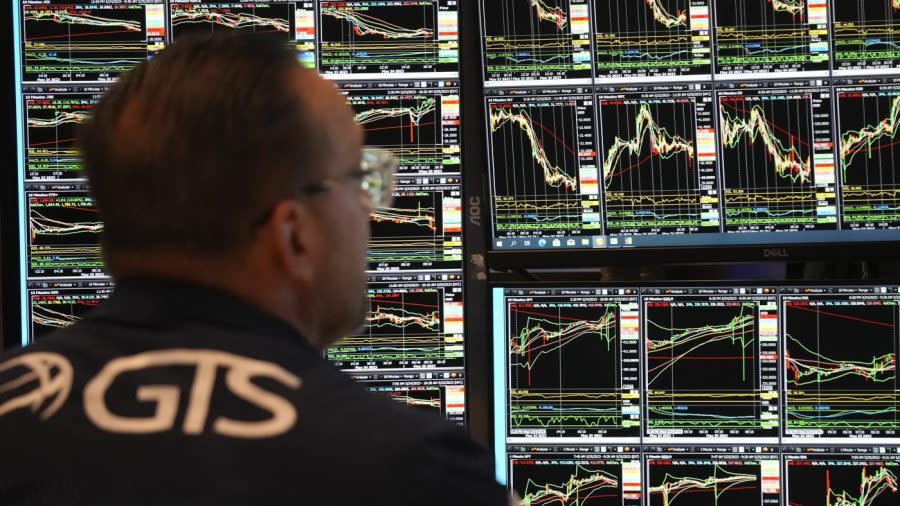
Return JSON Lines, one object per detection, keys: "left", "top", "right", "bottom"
{"left": 480, "top": 1, "right": 900, "bottom": 262}
{"left": 8, "top": 1, "right": 467, "bottom": 424}
{"left": 492, "top": 282, "right": 900, "bottom": 503}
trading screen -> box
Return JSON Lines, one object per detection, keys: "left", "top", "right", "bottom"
{"left": 12, "top": 0, "right": 466, "bottom": 426}
{"left": 494, "top": 284, "right": 900, "bottom": 503}
{"left": 482, "top": 0, "right": 900, "bottom": 251}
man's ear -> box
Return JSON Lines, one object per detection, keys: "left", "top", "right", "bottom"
{"left": 266, "top": 200, "right": 318, "bottom": 282}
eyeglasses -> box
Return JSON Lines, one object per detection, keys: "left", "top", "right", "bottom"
{"left": 253, "top": 148, "right": 397, "bottom": 227}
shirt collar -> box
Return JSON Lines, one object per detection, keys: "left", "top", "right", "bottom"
{"left": 89, "top": 276, "right": 317, "bottom": 351}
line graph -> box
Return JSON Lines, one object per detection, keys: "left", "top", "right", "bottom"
{"left": 384, "top": 386, "right": 444, "bottom": 415}
{"left": 593, "top": 0, "right": 712, "bottom": 81}
{"left": 22, "top": 4, "right": 164, "bottom": 82}
{"left": 713, "top": 0, "right": 829, "bottom": 76}
{"left": 29, "top": 287, "right": 109, "bottom": 340}
{"left": 367, "top": 181, "right": 461, "bottom": 270}
{"left": 481, "top": 0, "right": 592, "bottom": 83}
{"left": 26, "top": 191, "right": 104, "bottom": 277}
{"left": 491, "top": 108, "right": 579, "bottom": 192}
{"left": 514, "top": 462, "right": 621, "bottom": 506}
{"left": 487, "top": 94, "right": 601, "bottom": 240}
{"left": 318, "top": 1, "right": 456, "bottom": 76}
{"left": 169, "top": 3, "right": 293, "bottom": 41}
{"left": 25, "top": 92, "right": 99, "bottom": 181}
{"left": 787, "top": 459, "right": 900, "bottom": 506}
{"left": 598, "top": 91, "right": 720, "bottom": 235}
{"left": 327, "top": 280, "right": 463, "bottom": 370}
{"left": 832, "top": 0, "right": 900, "bottom": 73}
{"left": 27, "top": 194, "right": 101, "bottom": 246}
{"left": 783, "top": 295, "right": 900, "bottom": 436}
{"left": 506, "top": 295, "right": 640, "bottom": 438}
{"left": 353, "top": 96, "right": 437, "bottom": 145}
{"left": 643, "top": 293, "right": 780, "bottom": 436}
{"left": 344, "top": 88, "right": 460, "bottom": 175}
{"left": 649, "top": 463, "right": 759, "bottom": 506}
{"left": 836, "top": 86, "right": 900, "bottom": 229}
{"left": 718, "top": 88, "right": 837, "bottom": 233}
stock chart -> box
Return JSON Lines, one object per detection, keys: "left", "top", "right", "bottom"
{"left": 832, "top": 0, "right": 900, "bottom": 74}
{"left": 169, "top": 2, "right": 294, "bottom": 40}
{"left": 480, "top": 0, "right": 593, "bottom": 84}
{"left": 28, "top": 281, "right": 112, "bottom": 340}
{"left": 836, "top": 79, "right": 900, "bottom": 229}
{"left": 508, "top": 450, "right": 642, "bottom": 506}
{"left": 642, "top": 288, "right": 780, "bottom": 439}
{"left": 21, "top": 0, "right": 165, "bottom": 82}
{"left": 785, "top": 450, "right": 900, "bottom": 506}
{"left": 713, "top": 0, "right": 829, "bottom": 77}
{"left": 317, "top": 0, "right": 458, "bottom": 77}
{"left": 781, "top": 287, "right": 900, "bottom": 439}
{"left": 26, "top": 186, "right": 104, "bottom": 279}
{"left": 327, "top": 274, "right": 463, "bottom": 370}
{"left": 717, "top": 81, "right": 838, "bottom": 233}
{"left": 593, "top": 0, "right": 713, "bottom": 82}
{"left": 505, "top": 289, "right": 641, "bottom": 439}
{"left": 487, "top": 88, "right": 601, "bottom": 243}
{"left": 23, "top": 88, "right": 99, "bottom": 181}
{"left": 645, "top": 446, "right": 781, "bottom": 506}
{"left": 597, "top": 85, "right": 720, "bottom": 235}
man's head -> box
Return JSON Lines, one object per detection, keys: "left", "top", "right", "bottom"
{"left": 80, "top": 33, "right": 370, "bottom": 347}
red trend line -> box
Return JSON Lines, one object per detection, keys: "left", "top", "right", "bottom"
{"left": 29, "top": 138, "right": 77, "bottom": 147}
{"left": 846, "top": 137, "right": 900, "bottom": 155}
{"left": 29, "top": 28, "right": 138, "bottom": 41}
{"left": 510, "top": 306, "right": 595, "bottom": 322}
{"left": 607, "top": 154, "right": 655, "bottom": 179}
{"left": 787, "top": 304, "right": 896, "bottom": 328}
{"left": 722, "top": 100, "right": 811, "bottom": 148}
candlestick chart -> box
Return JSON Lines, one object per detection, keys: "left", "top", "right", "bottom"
{"left": 22, "top": 3, "right": 163, "bottom": 82}
{"left": 593, "top": 0, "right": 712, "bottom": 81}
{"left": 598, "top": 97, "right": 707, "bottom": 234}
{"left": 170, "top": 3, "right": 293, "bottom": 40}
{"left": 713, "top": 0, "right": 829, "bottom": 76}
{"left": 319, "top": 1, "right": 453, "bottom": 75}
{"left": 25, "top": 92, "right": 98, "bottom": 180}
{"left": 644, "top": 300, "right": 777, "bottom": 435}
{"left": 832, "top": 0, "right": 900, "bottom": 73}
{"left": 648, "top": 461, "right": 760, "bottom": 506}
{"left": 787, "top": 460, "right": 900, "bottom": 506}
{"left": 480, "top": 0, "right": 592, "bottom": 82}
{"left": 783, "top": 297, "right": 900, "bottom": 435}
{"left": 837, "top": 88, "right": 900, "bottom": 229}
{"left": 511, "top": 460, "right": 624, "bottom": 506}
{"left": 487, "top": 95, "right": 600, "bottom": 239}
{"left": 718, "top": 93, "right": 831, "bottom": 232}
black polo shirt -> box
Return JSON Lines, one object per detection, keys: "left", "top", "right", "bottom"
{"left": 0, "top": 278, "right": 507, "bottom": 505}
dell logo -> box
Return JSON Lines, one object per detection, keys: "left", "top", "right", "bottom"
{"left": 763, "top": 248, "right": 789, "bottom": 258}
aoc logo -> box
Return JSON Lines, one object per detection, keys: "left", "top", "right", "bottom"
{"left": 0, "top": 353, "right": 73, "bottom": 419}
{"left": 84, "top": 349, "right": 301, "bottom": 439}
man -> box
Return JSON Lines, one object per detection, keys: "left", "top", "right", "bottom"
{"left": 0, "top": 33, "right": 509, "bottom": 505}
